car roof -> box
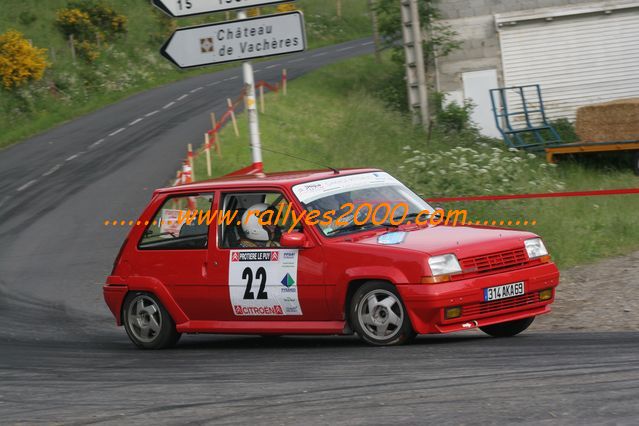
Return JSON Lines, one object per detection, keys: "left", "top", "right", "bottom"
{"left": 154, "top": 168, "right": 383, "bottom": 195}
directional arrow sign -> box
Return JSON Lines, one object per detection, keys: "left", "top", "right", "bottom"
{"left": 152, "top": 0, "right": 293, "bottom": 18}
{"left": 160, "top": 12, "right": 306, "bottom": 69}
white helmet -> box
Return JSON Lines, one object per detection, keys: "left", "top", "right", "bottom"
{"left": 241, "top": 203, "right": 270, "bottom": 241}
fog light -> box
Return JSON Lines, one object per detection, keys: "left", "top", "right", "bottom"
{"left": 445, "top": 306, "right": 462, "bottom": 319}
{"left": 539, "top": 289, "right": 553, "bottom": 301}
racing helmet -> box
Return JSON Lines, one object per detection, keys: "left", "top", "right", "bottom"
{"left": 241, "top": 203, "right": 271, "bottom": 241}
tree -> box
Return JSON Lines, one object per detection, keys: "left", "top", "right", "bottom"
{"left": 0, "top": 30, "right": 48, "bottom": 90}
{"left": 375, "top": 0, "right": 460, "bottom": 74}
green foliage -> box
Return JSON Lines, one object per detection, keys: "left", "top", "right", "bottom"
{"left": 431, "top": 92, "right": 476, "bottom": 134}
{"left": 0, "top": 0, "right": 372, "bottom": 149}
{"left": 193, "top": 54, "right": 639, "bottom": 268}
{"left": 18, "top": 12, "right": 37, "bottom": 26}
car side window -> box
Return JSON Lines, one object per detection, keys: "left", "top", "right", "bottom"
{"left": 219, "top": 192, "right": 300, "bottom": 249}
{"left": 138, "top": 193, "right": 214, "bottom": 250}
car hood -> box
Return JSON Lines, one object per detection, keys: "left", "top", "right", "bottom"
{"left": 350, "top": 225, "right": 538, "bottom": 259}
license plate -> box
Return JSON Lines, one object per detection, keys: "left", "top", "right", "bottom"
{"left": 484, "top": 282, "right": 525, "bottom": 302}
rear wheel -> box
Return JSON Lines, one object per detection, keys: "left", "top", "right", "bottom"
{"left": 123, "top": 292, "right": 181, "bottom": 349}
{"left": 480, "top": 317, "right": 535, "bottom": 338}
{"left": 633, "top": 151, "right": 639, "bottom": 176}
{"left": 350, "top": 281, "right": 415, "bottom": 346}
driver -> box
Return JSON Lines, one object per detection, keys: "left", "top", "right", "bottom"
{"left": 239, "top": 203, "right": 281, "bottom": 248}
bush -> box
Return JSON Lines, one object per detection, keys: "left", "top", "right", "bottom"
{"left": 432, "top": 92, "right": 476, "bottom": 134}
{"left": 56, "top": 1, "right": 127, "bottom": 43}
{"left": 0, "top": 30, "right": 48, "bottom": 89}
{"left": 399, "top": 143, "right": 565, "bottom": 198}
{"left": 76, "top": 40, "right": 100, "bottom": 62}
{"left": 18, "top": 12, "right": 38, "bottom": 26}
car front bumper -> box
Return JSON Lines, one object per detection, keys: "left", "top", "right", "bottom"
{"left": 397, "top": 262, "right": 559, "bottom": 334}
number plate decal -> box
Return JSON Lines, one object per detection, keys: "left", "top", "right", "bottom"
{"left": 229, "top": 250, "right": 302, "bottom": 316}
{"left": 483, "top": 281, "right": 525, "bottom": 302}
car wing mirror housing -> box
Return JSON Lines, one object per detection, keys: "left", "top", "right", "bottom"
{"left": 280, "top": 231, "right": 313, "bottom": 249}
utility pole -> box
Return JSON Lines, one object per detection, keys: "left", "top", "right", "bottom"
{"left": 238, "top": 9, "right": 263, "bottom": 172}
{"left": 400, "top": 0, "right": 429, "bottom": 127}
{"left": 368, "top": 0, "right": 381, "bottom": 63}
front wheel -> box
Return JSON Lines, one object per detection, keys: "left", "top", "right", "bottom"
{"left": 350, "top": 281, "right": 415, "bottom": 346}
{"left": 480, "top": 317, "right": 535, "bottom": 338}
{"left": 123, "top": 292, "right": 181, "bottom": 349}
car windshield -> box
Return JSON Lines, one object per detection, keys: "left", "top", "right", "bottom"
{"left": 292, "top": 172, "right": 434, "bottom": 237}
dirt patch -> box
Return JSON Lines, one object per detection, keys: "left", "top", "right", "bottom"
{"left": 535, "top": 250, "right": 639, "bottom": 331}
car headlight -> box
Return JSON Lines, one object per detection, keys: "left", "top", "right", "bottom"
{"left": 428, "top": 254, "right": 462, "bottom": 276}
{"left": 525, "top": 238, "right": 548, "bottom": 259}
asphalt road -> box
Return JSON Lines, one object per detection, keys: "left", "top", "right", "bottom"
{"left": 1, "top": 38, "right": 638, "bottom": 424}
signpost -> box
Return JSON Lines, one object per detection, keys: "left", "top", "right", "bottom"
{"left": 157, "top": 1, "right": 305, "bottom": 174}
{"left": 160, "top": 12, "right": 306, "bottom": 68}
{"left": 152, "top": 0, "right": 291, "bottom": 18}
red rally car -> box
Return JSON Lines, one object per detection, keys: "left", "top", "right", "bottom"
{"left": 104, "top": 169, "right": 559, "bottom": 349}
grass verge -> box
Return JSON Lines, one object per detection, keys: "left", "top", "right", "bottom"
{"left": 192, "top": 54, "right": 639, "bottom": 269}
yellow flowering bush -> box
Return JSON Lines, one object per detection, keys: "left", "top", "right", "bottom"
{"left": 0, "top": 30, "right": 48, "bottom": 89}
{"left": 55, "top": 8, "right": 93, "bottom": 38}
{"left": 277, "top": 4, "right": 297, "bottom": 12}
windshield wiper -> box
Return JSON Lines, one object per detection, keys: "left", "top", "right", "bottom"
{"left": 326, "top": 222, "right": 393, "bottom": 236}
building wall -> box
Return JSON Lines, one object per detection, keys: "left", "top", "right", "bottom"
{"left": 435, "top": 0, "right": 598, "bottom": 94}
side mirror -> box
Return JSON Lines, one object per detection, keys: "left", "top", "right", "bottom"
{"left": 280, "top": 231, "right": 308, "bottom": 249}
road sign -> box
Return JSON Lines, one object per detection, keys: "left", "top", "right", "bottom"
{"left": 160, "top": 12, "right": 306, "bottom": 69}
{"left": 152, "top": 0, "right": 293, "bottom": 18}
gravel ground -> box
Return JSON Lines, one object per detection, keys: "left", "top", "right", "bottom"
{"left": 535, "top": 250, "right": 639, "bottom": 331}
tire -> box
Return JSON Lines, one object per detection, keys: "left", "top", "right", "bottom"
{"left": 633, "top": 151, "right": 639, "bottom": 176}
{"left": 480, "top": 317, "right": 535, "bottom": 338}
{"left": 122, "top": 292, "right": 181, "bottom": 349}
{"left": 349, "top": 281, "right": 415, "bottom": 346}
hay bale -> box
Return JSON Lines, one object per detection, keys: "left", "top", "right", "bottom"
{"left": 576, "top": 98, "right": 639, "bottom": 142}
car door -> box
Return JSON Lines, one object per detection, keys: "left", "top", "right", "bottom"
{"left": 207, "top": 189, "right": 330, "bottom": 322}
{"left": 133, "top": 192, "right": 228, "bottom": 321}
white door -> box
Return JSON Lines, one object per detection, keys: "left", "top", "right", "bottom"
{"left": 462, "top": 69, "right": 501, "bottom": 138}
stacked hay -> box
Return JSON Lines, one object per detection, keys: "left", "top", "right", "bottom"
{"left": 576, "top": 98, "right": 639, "bottom": 142}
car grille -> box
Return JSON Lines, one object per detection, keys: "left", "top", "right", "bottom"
{"left": 459, "top": 248, "right": 529, "bottom": 274}
{"left": 463, "top": 293, "right": 540, "bottom": 317}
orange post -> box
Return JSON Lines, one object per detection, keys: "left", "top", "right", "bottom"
{"left": 204, "top": 133, "right": 212, "bottom": 177}
{"left": 227, "top": 98, "right": 240, "bottom": 137}
{"left": 211, "top": 112, "right": 222, "bottom": 157}
{"left": 187, "top": 143, "right": 195, "bottom": 182}
{"left": 282, "top": 68, "right": 288, "bottom": 96}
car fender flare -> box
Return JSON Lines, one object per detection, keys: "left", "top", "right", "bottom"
{"left": 332, "top": 266, "right": 409, "bottom": 318}
{"left": 123, "top": 276, "right": 189, "bottom": 325}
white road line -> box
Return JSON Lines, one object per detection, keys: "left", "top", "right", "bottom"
{"left": 190, "top": 87, "right": 203, "bottom": 93}
{"left": 129, "top": 118, "right": 143, "bottom": 126}
{"left": 337, "top": 46, "right": 355, "bottom": 52}
{"left": 145, "top": 110, "right": 160, "bottom": 117}
{"left": 109, "top": 128, "right": 126, "bottom": 137}
{"left": 312, "top": 52, "right": 327, "bottom": 57}
{"left": 207, "top": 81, "right": 221, "bottom": 86}
{"left": 17, "top": 180, "right": 37, "bottom": 192}
{"left": 254, "top": 69, "right": 262, "bottom": 73}
{"left": 228, "top": 76, "right": 238, "bottom": 80}
{"left": 265, "top": 64, "right": 280, "bottom": 69}
{"left": 163, "top": 101, "right": 175, "bottom": 109}
{"left": 42, "top": 164, "right": 62, "bottom": 177}
{"left": 66, "top": 154, "right": 79, "bottom": 162}
{"left": 89, "top": 139, "right": 105, "bottom": 150}
{"left": 288, "top": 58, "right": 305, "bottom": 63}
{"left": 362, "top": 41, "right": 374, "bottom": 46}
{"left": 177, "top": 94, "right": 189, "bottom": 101}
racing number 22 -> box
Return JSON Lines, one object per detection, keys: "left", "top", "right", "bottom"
{"left": 242, "top": 267, "right": 268, "bottom": 300}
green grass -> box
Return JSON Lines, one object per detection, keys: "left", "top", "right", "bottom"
{"left": 0, "top": 0, "right": 372, "bottom": 149}
{"left": 192, "top": 54, "right": 639, "bottom": 269}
